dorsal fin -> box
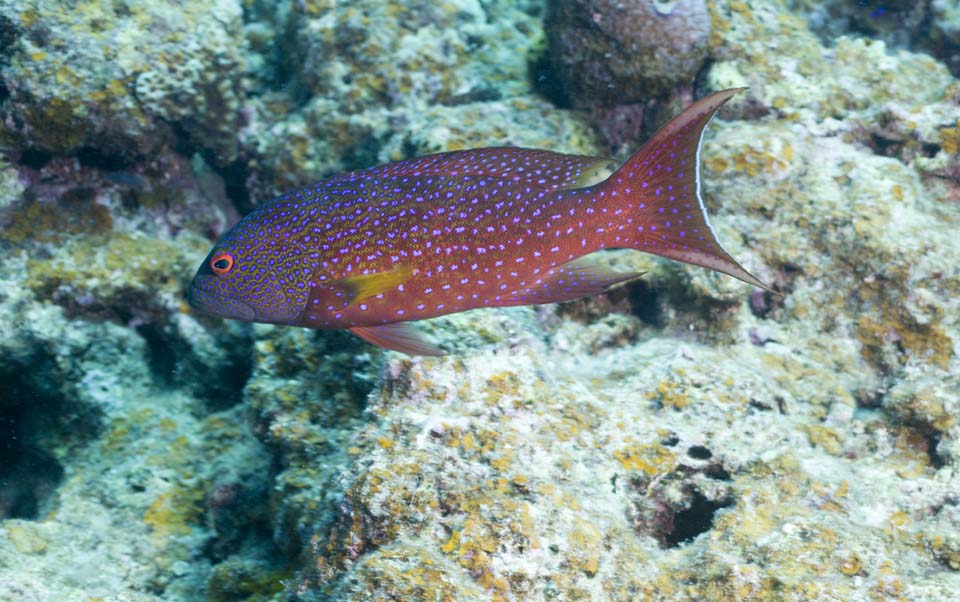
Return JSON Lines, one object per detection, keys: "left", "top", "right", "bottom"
{"left": 321, "top": 148, "right": 616, "bottom": 192}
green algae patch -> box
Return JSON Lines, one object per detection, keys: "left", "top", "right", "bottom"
{"left": 802, "top": 424, "right": 845, "bottom": 456}
{"left": 2, "top": 0, "right": 246, "bottom": 164}
{"left": 21, "top": 98, "right": 86, "bottom": 153}
{"left": 331, "top": 543, "right": 486, "bottom": 602}
{"left": 3, "top": 522, "right": 48, "bottom": 555}
{"left": 25, "top": 232, "right": 206, "bottom": 322}
{"left": 206, "top": 558, "right": 291, "bottom": 602}
{"left": 566, "top": 517, "right": 603, "bottom": 577}
{"left": 853, "top": 270, "right": 954, "bottom": 371}
{"left": 648, "top": 379, "right": 694, "bottom": 410}
{"left": 143, "top": 487, "right": 205, "bottom": 539}
{"left": 613, "top": 441, "right": 678, "bottom": 475}
{"left": 857, "top": 313, "right": 953, "bottom": 371}
{"left": 1, "top": 195, "right": 114, "bottom": 246}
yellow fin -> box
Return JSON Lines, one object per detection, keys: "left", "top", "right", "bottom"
{"left": 560, "top": 157, "right": 618, "bottom": 190}
{"left": 331, "top": 266, "right": 413, "bottom": 304}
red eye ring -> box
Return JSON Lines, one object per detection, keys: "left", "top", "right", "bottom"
{"left": 210, "top": 253, "right": 234, "bottom": 275}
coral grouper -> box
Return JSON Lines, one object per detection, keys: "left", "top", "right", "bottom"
{"left": 188, "top": 88, "right": 770, "bottom": 355}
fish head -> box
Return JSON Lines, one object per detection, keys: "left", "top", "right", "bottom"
{"left": 187, "top": 206, "right": 312, "bottom": 325}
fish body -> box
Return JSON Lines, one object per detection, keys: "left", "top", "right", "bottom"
{"left": 189, "top": 88, "right": 768, "bottom": 354}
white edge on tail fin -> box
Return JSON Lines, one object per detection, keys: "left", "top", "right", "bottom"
{"left": 692, "top": 89, "right": 775, "bottom": 292}
{"left": 694, "top": 95, "right": 735, "bottom": 275}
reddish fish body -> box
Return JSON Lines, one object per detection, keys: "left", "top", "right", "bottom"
{"left": 189, "top": 89, "right": 768, "bottom": 354}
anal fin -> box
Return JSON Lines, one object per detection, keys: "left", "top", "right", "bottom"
{"left": 349, "top": 323, "right": 445, "bottom": 356}
{"left": 508, "top": 255, "right": 644, "bottom": 305}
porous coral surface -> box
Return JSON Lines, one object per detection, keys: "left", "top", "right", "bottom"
{"left": 546, "top": 0, "right": 711, "bottom": 107}
{"left": 0, "top": 0, "right": 958, "bottom": 601}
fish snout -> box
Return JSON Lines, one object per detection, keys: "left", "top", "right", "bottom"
{"left": 186, "top": 275, "right": 256, "bottom": 322}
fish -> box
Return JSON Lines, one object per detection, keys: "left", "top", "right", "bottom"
{"left": 188, "top": 88, "right": 770, "bottom": 355}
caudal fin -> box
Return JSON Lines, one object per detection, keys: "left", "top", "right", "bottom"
{"left": 601, "top": 88, "right": 772, "bottom": 291}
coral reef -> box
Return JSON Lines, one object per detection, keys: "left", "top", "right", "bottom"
{"left": 545, "top": 0, "right": 711, "bottom": 107}
{"left": 242, "top": 0, "right": 595, "bottom": 200}
{"left": 931, "top": 0, "right": 960, "bottom": 78}
{"left": 265, "top": 1, "right": 960, "bottom": 599}
{"left": 251, "top": 95, "right": 600, "bottom": 195}
{"left": 0, "top": 0, "right": 248, "bottom": 168}
{"left": 287, "top": 340, "right": 960, "bottom": 600}
{"left": 0, "top": 254, "right": 273, "bottom": 599}
{"left": 0, "top": 0, "right": 958, "bottom": 600}
{"left": 789, "top": 0, "right": 960, "bottom": 77}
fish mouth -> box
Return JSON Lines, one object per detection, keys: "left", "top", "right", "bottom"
{"left": 187, "top": 278, "right": 256, "bottom": 322}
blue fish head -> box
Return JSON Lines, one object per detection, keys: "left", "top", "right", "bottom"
{"left": 188, "top": 207, "right": 312, "bottom": 325}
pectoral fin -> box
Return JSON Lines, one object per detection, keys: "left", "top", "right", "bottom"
{"left": 349, "top": 323, "right": 445, "bottom": 356}
{"left": 327, "top": 266, "right": 414, "bottom": 305}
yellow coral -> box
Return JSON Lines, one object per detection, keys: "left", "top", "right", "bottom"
{"left": 613, "top": 441, "right": 677, "bottom": 475}
{"left": 143, "top": 488, "right": 204, "bottom": 539}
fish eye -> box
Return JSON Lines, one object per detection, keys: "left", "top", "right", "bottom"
{"left": 210, "top": 253, "right": 234, "bottom": 275}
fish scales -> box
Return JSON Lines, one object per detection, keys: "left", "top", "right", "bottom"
{"left": 189, "top": 89, "right": 770, "bottom": 354}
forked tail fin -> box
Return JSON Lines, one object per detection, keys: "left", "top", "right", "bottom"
{"left": 600, "top": 88, "right": 772, "bottom": 291}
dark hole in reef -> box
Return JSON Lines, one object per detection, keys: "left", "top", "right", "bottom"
{"left": 203, "top": 477, "right": 276, "bottom": 563}
{"left": 19, "top": 148, "right": 53, "bottom": 170}
{"left": 341, "top": 130, "right": 384, "bottom": 174}
{"left": 77, "top": 145, "right": 135, "bottom": 171}
{"left": 661, "top": 490, "right": 732, "bottom": 548}
{"left": 843, "top": 4, "right": 919, "bottom": 50}
{"left": 749, "top": 289, "right": 775, "bottom": 318}
{"left": 138, "top": 323, "right": 178, "bottom": 387}
{"left": 26, "top": 24, "right": 50, "bottom": 48}
{"left": 201, "top": 359, "right": 254, "bottom": 412}
{"left": 112, "top": 1, "right": 133, "bottom": 18}
{"left": 401, "top": 137, "right": 420, "bottom": 161}
{"left": 464, "top": 34, "right": 485, "bottom": 50}
{"left": 703, "top": 463, "right": 732, "bottom": 482}
{"left": 661, "top": 434, "right": 679, "bottom": 447}
{"left": 926, "top": 432, "right": 946, "bottom": 470}
{"left": 626, "top": 279, "right": 663, "bottom": 327}
{"left": 219, "top": 159, "right": 254, "bottom": 216}
{"left": 0, "top": 376, "right": 67, "bottom": 520}
{"left": 686, "top": 445, "right": 712, "bottom": 460}
{"left": 205, "top": 555, "right": 291, "bottom": 602}
{"left": 868, "top": 132, "right": 903, "bottom": 158}
{"left": 168, "top": 123, "right": 253, "bottom": 215}
{"left": 528, "top": 50, "right": 570, "bottom": 109}
{"left": 136, "top": 322, "right": 253, "bottom": 411}
{"left": 0, "top": 77, "right": 9, "bottom": 104}
{"left": 170, "top": 121, "right": 199, "bottom": 157}
{"left": 0, "top": 15, "right": 19, "bottom": 53}
{"left": 919, "top": 142, "right": 941, "bottom": 159}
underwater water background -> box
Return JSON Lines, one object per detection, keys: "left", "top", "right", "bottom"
{"left": 0, "top": 0, "right": 959, "bottom": 600}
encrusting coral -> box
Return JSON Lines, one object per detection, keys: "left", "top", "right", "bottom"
{"left": 0, "top": 0, "right": 958, "bottom": 600}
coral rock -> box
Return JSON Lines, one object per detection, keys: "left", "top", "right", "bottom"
{"left": 546, "top": 0, "right": 711, "bottom": 107}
